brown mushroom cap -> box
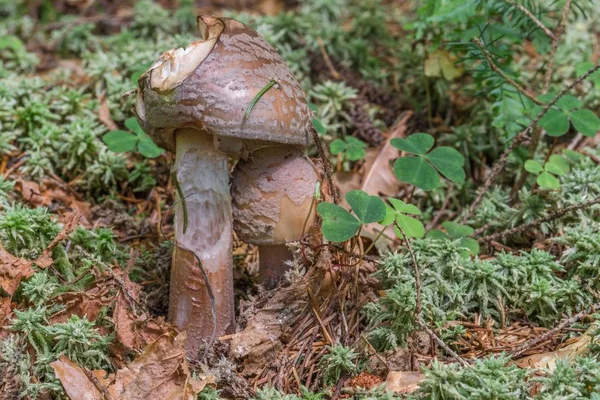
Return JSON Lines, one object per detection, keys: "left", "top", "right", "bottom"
{"left": 135, "top": 15, "right": 312, "bottom": 152}
{"left": 231, "top": 146, "right": 318, "bottom": 246}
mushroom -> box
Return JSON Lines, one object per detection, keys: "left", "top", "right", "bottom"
{"left": 231, "top": 146, "right": 318, "bottom": 289}
{"left": 134, "top": 15, "right": 312, "bottom": 357}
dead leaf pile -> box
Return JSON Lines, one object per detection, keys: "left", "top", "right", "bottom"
{"left": 52, "top": 332, "right": 213, "bottom": 400}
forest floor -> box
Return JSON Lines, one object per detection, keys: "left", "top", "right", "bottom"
{"left": 2, "top": 0, "right": 600, "bottom": 399}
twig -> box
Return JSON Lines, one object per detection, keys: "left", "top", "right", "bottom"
{"left": 542, "top": 0, "right": 572, "bottom": 93}
{"left": 416, "top": 317, "right": 470, "bottom": 367}
{"left": 480, "top": 195, "right": 600, "bottom": 242}
{"left": 310, "top": 126, "right": 339, "bottom": 204}
{"left": 474, "top": 37, "right": 543, "bottom": 106}
{"left": 394, "top": 223, "right": 421, "bottom": 316}
{"left": 509, "top": 302, "right": 600, "bottom": 358}
{"left": 502, "top": 0, "right": 556, "bottom": 40}
{"left": 461, "top": 64, "right": 600, "bottom": 223}
{"left": 317, "top": 37, "right": 341, "bottom": 80}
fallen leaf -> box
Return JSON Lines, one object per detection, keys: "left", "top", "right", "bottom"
{"left": 384, "top": 371, "right": 424, "bottom": 394}
{"left": 98, "top": 92, "right": 118, "bottom": 131}
{"left": 424, "top": 50, "right": 463, "bottom": 80}
{"left": 15, "top": 179, "right": 91, "bottom": 224}
{"left": 516, "top": 325, "right": 599, "bottom": 370}
{"left": 112, "top": 262, "right": 172, "bottom": 353}
{"left": 111, "top": 332, "right": 211, "bottom": 400}
{"left": 361, "top": 112, "right": 411, "bottom": 197}
{"left": 53, "top": 332, "right": 212, "bottom": 400}
{"left": 51, "top": 357, "right": 107, "bottom": 400}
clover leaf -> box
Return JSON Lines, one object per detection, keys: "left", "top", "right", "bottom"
{"left": 380, "top": 198, "right": 425, "bottom": 239}
{"left": 524, "top": 155, "right": 569, "bottom": 190}
{"left": 392, "top": 133, "right": 465, "bottom": 190}
{"left": 330, "top": 137, "right": 368, "bottom": 161}
{"left": 317, "top": 190, "right": 386, "bottom": 242}
{"left": 536, "top": 94, "right": 600, "bottom": 137}
{"left": 103, "top": 118, "right": 164, "bottom": 158}
{"left": 427, "top": 221, "right": 479, "bottom": 255}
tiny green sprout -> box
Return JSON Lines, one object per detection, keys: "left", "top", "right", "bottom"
{"left": 329, "top": 136, "right": 368, "bottom": 161}
{"left": 524, "top": 155, "right": 570, "bottom": 190}
{"left": 102, "top": 117, "right": 164, "bottom": 158}
{"left": 380, "top": 198, "right": 425, "bottom": 239}
{"left": 317, "top": 189, "right": 386, "bottom": 242}
{"left": 536, "top": 94, "right": 600, "bottom": 137}
{"left": 427, "top": 221, "right": 479, "bottom": 256}
{"left": 392, "top": 133, "right": 465, "bottom": 191}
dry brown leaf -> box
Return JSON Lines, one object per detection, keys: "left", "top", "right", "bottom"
{"left": 112, "top": 264, "right": 172, "bottom": 353}
{"left": 51, "top": 356, "right": 108, "bottom": 400}
{"left": 0, "top": 211, "right": 80, "bottom": 294}
{"left": 516, "top": 325, "right": 599, "bottom": 370}
{"left": 361, "top": 112, "right": 412, "bottom": 197}
{"left": 98, "top": 93, "right": 118, "bottom": 131}
{"left": 14, "top": 179, "right": 91, "bottom": 224}
{"left": 52, "top": 333, "right": 212, "bottom": 400}
{"left": 384, "top": 371, "right": 424, "bottom": 394}
{"left": 111, "top": 332, "right": 211, "bottom": 400}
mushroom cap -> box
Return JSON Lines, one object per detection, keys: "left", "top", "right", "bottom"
{"left": 135, "top": 15, "right": 312, "bottom": 152}
{"left": 231, "top": 146, "right": 318, "bottom": 246}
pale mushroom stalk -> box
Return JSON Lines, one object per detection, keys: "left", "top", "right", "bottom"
{"left": 169, "top": 129, "right": 234, "bottom": 353}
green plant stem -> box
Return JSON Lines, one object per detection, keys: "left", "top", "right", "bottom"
{"left": 244, "top": 79, "right": 277, "bottom": 120}
{"left": 394, "top": 222, "right": 421, "bottom": 316}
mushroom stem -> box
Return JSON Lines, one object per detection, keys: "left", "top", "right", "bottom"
{"left": 257, "top": 245, "right": 293, "bottom": 289}
{"left": 169, "top": 128, "right": 235, "bottom": 358}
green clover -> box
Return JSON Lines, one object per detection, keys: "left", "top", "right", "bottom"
{"left": 380, "top": 198, "right": 425, "bottom": 239}
{"left": 537, "top": 94, "right": 600, "bottom": 137}
{"left": 392, "top": 133, "right": 465, "bottom": 190}
{"left": 103, "top": 117, "right": 164, "bottom": 158}
{"left": 524, "top": 155, "right": 570, "bottom": 190}
{"left": 317, "top": 190, "right": 386, "bottom": 242}
{"left": 427, "top": 221, "right": 479, "bottom": 256}
{"left": 330, "top": 136, "right": 368, "bottom": 161}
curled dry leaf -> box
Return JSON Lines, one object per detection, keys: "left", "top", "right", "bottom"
{"left": 52, "top": 332, "right": 213, "bottom": 400}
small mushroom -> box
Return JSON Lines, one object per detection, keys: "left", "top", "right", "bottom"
{"left": 134, "top": 15, "right": 312, "bottom": 357}
{"left": 231, "top": 146, "right": 318, "bottom": 288}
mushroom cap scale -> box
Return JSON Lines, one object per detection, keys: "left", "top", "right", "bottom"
{"left": 136, "top": 15, "right": 312, "bottom": 152}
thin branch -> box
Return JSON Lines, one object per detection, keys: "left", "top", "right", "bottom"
{"left": 502, "top": 0, "right": 556, "bottom": 40}
{"left": 480, "top": 196, "right": 600, "bottom": 243}
{"left": 461, "top": 64, "right": 600, "bottom": 223}
{"left": 416, "top": 317, "right": 470, "bottom": 367}
{"left": 509, "top": 303, "right": 600, "bottom": 359}
{"left": 543, "top": 0, "right": 572, "bottom": 93}
{"left": 474, "top": 37, "right": 543, "bottom": 106}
